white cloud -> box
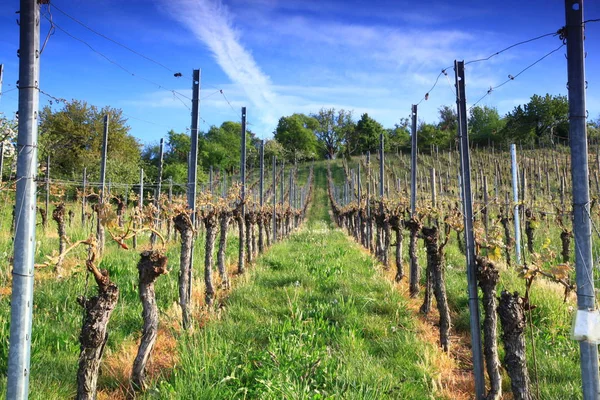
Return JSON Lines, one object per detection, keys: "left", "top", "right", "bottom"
{"left": 161, "top": 0, "right": 280, "bottom": 129}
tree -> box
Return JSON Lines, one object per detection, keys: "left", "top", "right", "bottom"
{"left": 417, "top": 122, "right": 441, "bottom": 150}
{"left": 39, "top": 100, "right": 141, "bottom": 183}
{"left": 387, "top": 118, "right": 410, "bottom": 153}
{"left": 588, "top": 117, "right": 600, "bottom": 145}
{"left": 274, "top": 114, "right": 319, "bottom": 161}
{"left": 0, "top": 114, "right": 17, "bottom": 180}
{"left": 200, "top": 121, "right": 257, "bottom": 173}
{"left": 311, "top": 108, "right": 354, "bottom": 159}
{"left": 141, "top": 143, "right": 160, "bottom": 182}
{"left": 438, "top": 105, "right": 457, "bottom": 132}
{"left": 468, "top": 106, "right": 505, "bottom": 146}
{"left": 435, "top": 105, "right": 457, "bottom": 150}
{"left": 350, "top": 113, "right": 385, "bottom": 155}
{"left": 501, "top": 94, "right": 569, "bottom": 146}
{"left": 263, "top": 139, "right": 285, "bottom": 162}
{"left": 153, "top": 129, "right": 191, "bottom": 185}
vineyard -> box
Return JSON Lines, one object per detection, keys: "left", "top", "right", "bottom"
{"left": 327, "top": 144, "right": 599, "bottom": 399}
{"left": 0, "top": 158, "right": 315, "bottom": 398}
{"left": 3, "top": 1, "right": 600, "bottom": 400}
{"left": 0, "top": 144, "right": 596, "bottom": 399}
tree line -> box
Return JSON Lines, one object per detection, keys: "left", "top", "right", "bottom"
{"left": 3, "top": 92, "right": 597, "bottom": 185}
{"left": 275, "top": 93, "right": 600, "bottom": 161}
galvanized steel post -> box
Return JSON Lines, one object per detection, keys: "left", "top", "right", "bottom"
{"left": 455, "top": 60, "right": 485, "bottom": 400}
{"left": 7, "top": 1, "right": 40, "bottom": 397}
{"left": 565, "top": 1, "right": 600, "bottom": 398}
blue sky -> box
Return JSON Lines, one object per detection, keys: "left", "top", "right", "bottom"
{"left": 1, "top": 0, "right": 599, "bottom": 147}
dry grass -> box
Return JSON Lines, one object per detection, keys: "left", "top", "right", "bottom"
{"left": 382, "top": 264, "right": 474, "bottom": 400}
{"left": 97, "top": 323, "right": 179, "bottom": 400}
{"left": 97, "top": 256, "right": 260, "bottom": 399}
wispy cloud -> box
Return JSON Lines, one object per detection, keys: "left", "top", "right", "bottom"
{"left": 161, "top": 0, "right": 280, "bottom": 128}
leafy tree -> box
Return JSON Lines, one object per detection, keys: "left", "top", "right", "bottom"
{"left": 417, "top": 122, "right": 441, "bottom": 150}
{"left": 435, "top": 105, "right": 457, "bottom": 150}
{"left": 164, "top": 130, "right": 191, "bottom": 165}
{"left": 39, "top": 100, "right": 141, "bottom": 183}
{"left": 157, "top": 129, "right": 192, "bottom": 185}
{"left": 141, "top": 142, "right": 161, "bottom": 182}
{"left": 0, "top": 114, "right": 17, "bottom": 180}
{"left": 387, "top": 118, "right": 411, "bottom": 153}
{"left": 438, "top": 105, "right": 457, "bottom": 133}
{"left": 274, "top": 114, "right": 319, "bottom": 161}
{"left": 468, "top": 106, "right": 505, "bottom": 146}
{"left": 263, "top": 139, "right": 285, "bottom": 162}
{"left": 501, "top": 94, "right": 569, "bottom": 146}
{"left": 350, "top": 113, "right": 385, "bottom": 155}
{"left": 311, "top": 108, "right": 354, "bottom": 159}
{"left": 200, "top": 121, "right": 256, "bottom": 173}
{"left": 588, "top": 117, "right": 600, "bottom": 144}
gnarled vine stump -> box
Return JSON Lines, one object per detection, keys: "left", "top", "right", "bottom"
{"left": 131, "top": 250, "right": 168, "bottom": 392}
{"left": 217, "top": 210, "right": 232, "bottom": 289}
{"left": 203, "top": 212, "right": 218, "bottom": 306}
{"left": 77, "top": 251, "right": 119, "bottom": 400}
{"left": 406, "top": 217, "right": 421, "bottom": 298}
{"left": 173, "top": 213, "right": 193, "bottom": 329}
{"left": 498, "top": 291, "right": 532, "bottom": 400}
{"left": 421, "top": 226, "right": 451, "bottom": 352}
{"left": 476, "top": 256, "right": 502, "bottom": 400}
{"left": 52, "top": 203, "right": 67, "bottom": 273}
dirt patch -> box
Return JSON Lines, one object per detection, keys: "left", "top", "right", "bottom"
{"left": 380, "top": 265, "right": 474, "bottom": 400}
{"left": 97, "top": 258, "right": 258, "bottom": 398}
{"left": 97, "top": 324, "right": 179, "bottom": 400}
{"left": 0, "top": 284, "right": 11, "bottom": 298}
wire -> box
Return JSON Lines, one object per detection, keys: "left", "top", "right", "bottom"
{"left": 38, "top": 88, "right": 68, "bottom": 104}
{"left": 219, "top": 89, "right": 238, "bottom": 115}
{"left": 201, "top": 90, "right": 221, "bottom": 101}
{"left": 50, "top": 2, "right": 186, "bottom": 79}
{"left": 464, "top": 31, "right": 559, "bottom": 66}
{"left": 468, "top": 43, "right": 565, "bottom": 111}
{"left": 51, "top": 1, "right": 231, "bottom": 99}
{"left": 38, "top": 88, "right": 177, "bottom": 130}
{"left": 416, "top": 67, "right": 453, "bottom": 106}
{"left": 40, "top": 3, "right": 56, "bottom": 55}
{"left": 444, "top": 71, "right": 456, "bottom": 97}
{"left": 172, "top": 92, "right": 191, "bottom": 111}
{"left": 121, "top": 112, "right": 174, "bottom": 129}
{"left": 0, "top": 88, "right": 18, "bottom": 96}
{"left": 413, "top": 28, "right": 565, "bottom": 106}
{"left": 46, "top": 17, "right": 193, "bottom": 107}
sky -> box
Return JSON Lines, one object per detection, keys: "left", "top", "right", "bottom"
{"left": 1, "top": 0, "right": 599, "bottom": 148}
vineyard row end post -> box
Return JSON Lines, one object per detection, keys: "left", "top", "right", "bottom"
{"left": 97, "top": 114, "right": 109, "bottom": 254}
{"left": 45, "top": 155, "right": 50, "bottom": 228}
{"left": 565, "top": 1, "right": 600, "bottom": 398}
{"left": 510, "top": 144, "right": 522, "bottom": 265}
{"left": 7, "top": 1, "right": 40, "bottom": 397}
{"left": 455, "top": 60, "right": 485, "bottom": 400}
{"left": 411, "top": 104, "right": 417, "bottom": 216}
{"left": 187, "top": 69, "right": 201, "bottom": 302}
{"left": 239, "top": 106, "right": 246, "bottom": 273}
{"left": 272, "top": 155, "right": 277, "bottom": 243}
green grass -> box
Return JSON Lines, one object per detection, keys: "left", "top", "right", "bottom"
{"left": 3, "top": 150, "right": 586, "bottom": 399}
{"left": 329, "top": 149, "right": 586, "bottom": 399}
{"left": 146, "top": 166, "right": 438, "bottom": 399}
{"left": 0, "top": 200, "right": 240, "bottom": 398}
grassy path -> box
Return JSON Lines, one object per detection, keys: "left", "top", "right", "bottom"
{"left": 150, "top": 167, "right": 438, "bottom": 399}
